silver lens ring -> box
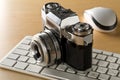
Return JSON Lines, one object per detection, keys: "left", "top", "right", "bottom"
{"left": 31, "top": 30, "right": 61, "bottom": 66}
{"left": 44, "top": 29, "right": 61, "bottom": 61}
{"left": 31, "top": 33, "right": 49, "bottom": 66}
{"left": 40, "top": 32, "right": 57, "bottom": 66}
{"left": 30, "top": 40, "right": 43, "bottom": 62}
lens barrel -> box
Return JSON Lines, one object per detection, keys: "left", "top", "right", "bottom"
{"left": 31, "top": 30, "right": 61, "bottom": 66}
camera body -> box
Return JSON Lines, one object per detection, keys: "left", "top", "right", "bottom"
{"left": 31, "top": 2, "right": 93, "bottom": 72}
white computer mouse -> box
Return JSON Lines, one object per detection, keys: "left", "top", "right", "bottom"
{"left": 84, "top": 7, "right": 117, "bottom": 32}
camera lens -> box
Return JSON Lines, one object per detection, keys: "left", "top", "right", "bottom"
{"left": 31, "top": 40, "right": 43, "bottom": 62}
{"left": 31, "top": 30, "right": 61, "bottom": 66}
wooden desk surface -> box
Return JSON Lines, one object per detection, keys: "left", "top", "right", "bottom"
{"left": 0, "top": 0, "right": 120, "bottom": 80}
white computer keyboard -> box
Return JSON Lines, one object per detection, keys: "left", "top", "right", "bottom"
{"left": 0, "top": 36, "right": 120, "bottom": 80}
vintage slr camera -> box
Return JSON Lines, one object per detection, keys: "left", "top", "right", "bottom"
{"left": 30, "top": 2, "right": 93, "bottom": 72}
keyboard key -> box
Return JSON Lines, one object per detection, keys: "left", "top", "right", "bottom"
{"left": 27, "top": 52, "right": 33, "bottom": 57}
{"left": 25, "top": 36, "right": 32, "bottom": 40}
{"left": 56, "top": 64, "right": 67, "bottom": 71}
{"left": 117, "top": 72, "right": 120, "bottom": 77}
{"left": 1, "top": 58, "right": 16, "bottom": 67}
{"left": 7, "top": 53, "right": 19, "bottom": 60}
{"left": 96, "top": 67, "right": 108, "bottom": 73}
{"left": 18, "top": 56, "right": 29, "bottom": 62}
{"left": 92, "top": 65, "right": 97, "bottom": 71}
{"left": 93, "top": 49, "right": 102, "bottom": 53}
{"left": 49, "top": 64, "right": 57, "bottom": 69}
{"left": 110, "top": 76, "right": 120, "bottom": 80}
{"left": 113, "top": 53, "right": 120, "bottom": 58}
{"left": 116, "top": 59, "right": 120, "bottom": 64}
{"left": 98, "top": 74, "right": 110, "bottom": 80}
{"left": 92, "top": 52, "right": 97, "bottom": 58}
{"left": 92, "top": 59, "right": 98, "bottom": 65}
{"left": 107, "top": 69, "right": 118, "bottom": 76}
{"left": 77, "top": 72, "right": 86, "bottom": 76}
{"left": 27, "top": 58, "right": 36, "bottom": 64}
{"left": 103, "top": 51, "right": 113, "bottom": 56}
{"left": 14, "top": 61, "right": 28, "bottom": 70}
{"left": 96, "top": 54, "right": 107, "bottom": 60}
{"left": 41, "top": 68, "right": 96, "bottom": 80}
{"left": 21, "top": 39, "right": 31, "bottom": 45}
{"left": 66, "top": 68, "right": 76, "bottom": 74}
{"left": 106, "top": 56, "right": 117, "bottom": 63}
{"left": 118, "top": 67, "right": 120, "bottom": 70}
{"left": 26, "top": 64, "right": 42, "bottom": 73}
{"left": 108, "top": 63, "right": 119, "bottom": 69}
{"left": 13, "top": 49, "right": 29, "bottom": 56}
{"left": 87, "top": 71, "right": 99, "bottom": 78}
{"left": 18, "top": 44, "right": 30, "bottom": 50}
{"left": 98, "top": 60, "right": 109, "bottom": 67}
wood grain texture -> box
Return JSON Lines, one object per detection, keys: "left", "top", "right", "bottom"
{"left": 0, "top": 0, "right": 120, "bottom": 80}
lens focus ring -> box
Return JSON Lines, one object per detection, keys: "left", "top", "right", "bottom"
{"left": 31, "top": 30, "right": 61, "bottom": 66}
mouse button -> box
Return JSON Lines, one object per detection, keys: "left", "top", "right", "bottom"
{"left": 91, "top": 8, "right": 116, "bottom": 26}
{"left": 97, "top": 12, "right": 116, "bottom": 26}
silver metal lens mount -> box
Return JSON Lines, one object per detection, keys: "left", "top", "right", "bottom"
{"left": 31, "top": 29, "right": 61, "bottom": 66}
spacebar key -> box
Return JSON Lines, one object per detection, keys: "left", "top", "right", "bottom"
{"left": 41, "top": 68, "right": 96, "bottom": 80}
